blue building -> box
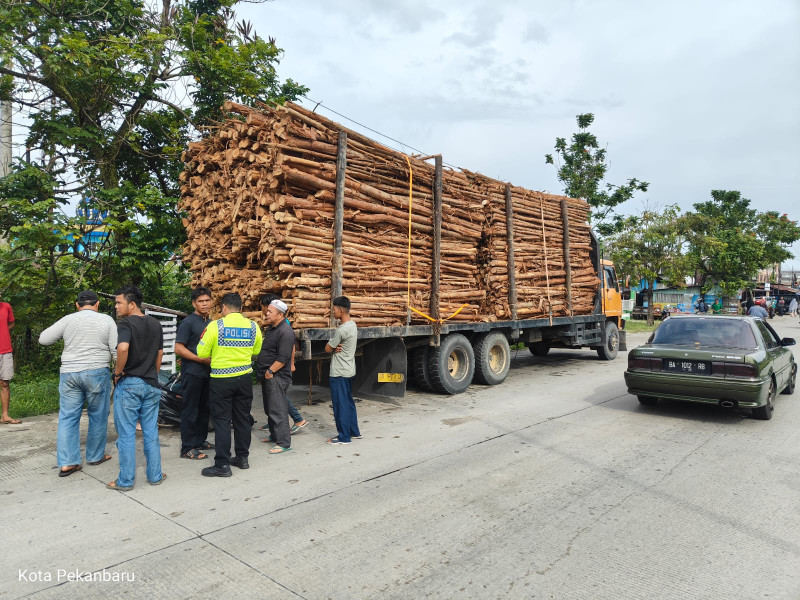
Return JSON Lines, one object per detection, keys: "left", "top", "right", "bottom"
{"left": 55, "top": 200, "right": 110, "bottom": 254}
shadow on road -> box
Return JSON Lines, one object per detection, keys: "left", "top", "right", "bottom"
{"left": 586, "top": 379, "right": 756, "bottom": 424}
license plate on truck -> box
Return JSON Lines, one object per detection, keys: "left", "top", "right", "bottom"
{"left": 663, "top": 360, "right": 710, "bottom": 374}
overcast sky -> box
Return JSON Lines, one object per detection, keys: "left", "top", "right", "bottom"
{"left": 239, "top": 0, "right": 800, "bottom": 267}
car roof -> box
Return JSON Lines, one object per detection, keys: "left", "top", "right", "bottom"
{"left": 665, "top": 314, "right": 760, "bottom": 323}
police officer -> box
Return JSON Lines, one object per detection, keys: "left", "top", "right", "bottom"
{"left": 197, "top": 293, "right": 263, "bottom": 477}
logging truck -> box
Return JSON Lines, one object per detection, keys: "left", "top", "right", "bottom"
{"left": 180, "top": 101, "right": 626, "bottom": 399}
{"left": 292, "top": 231, "right": 626, "bottom": 400}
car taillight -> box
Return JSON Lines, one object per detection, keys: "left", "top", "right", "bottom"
{"left": 724, "top": 363, "right": 758, "bottom": 378}
{"left": 628, "top": 356, "right": 662, "bottom": 370}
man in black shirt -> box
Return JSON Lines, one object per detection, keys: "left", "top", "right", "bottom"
{"left": 175, "top": 287, "right": 213, "bottom": 460}
{"left": 255, "top": 299, "right": 294, "bottom": 453}
{"left": 107, "top": 285, "right": 165, "bottom": 491}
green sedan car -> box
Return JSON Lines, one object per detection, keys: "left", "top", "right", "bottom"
{"left": 625, "top": 315, "right": 797, "bottom": 420}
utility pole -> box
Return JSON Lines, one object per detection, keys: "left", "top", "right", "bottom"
{"left": 0, "top": 95, "right": 10, "bottom": 178}
{"left": 0, "top": 93, "right": 10, "bottom": 246}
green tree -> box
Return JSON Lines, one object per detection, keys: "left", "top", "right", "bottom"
{"left": 545, "top": 113, "right": 649, "bottom": 236}
{"left": 683, "top": 190, "right": 800, "bottom": 296}
{"left": 608, "top": 205, "right": 690, "bottom": 325}
{"left": 0, "top": 0, "right": 306, "bottom": 362}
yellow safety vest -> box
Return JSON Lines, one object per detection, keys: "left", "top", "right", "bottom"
{"left": 197, "top": 312, "right": 263, "bottom": 378}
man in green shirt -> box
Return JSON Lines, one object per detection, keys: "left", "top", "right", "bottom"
{"left": 197, "top": 293, "right": 263, "bottom": 476}
{"left": 325, "top": 296, "right": 361, "bottom": 445}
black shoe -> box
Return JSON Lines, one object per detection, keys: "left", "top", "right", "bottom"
{"left": 202, "top": 464, "right": 232, "bottom": 477}
{"left": 230, "top": 456, "right": 249, "bottom": 470}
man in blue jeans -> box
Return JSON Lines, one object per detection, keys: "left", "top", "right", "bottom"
{"left": 325, "top": 296, "right": 361, "bottom": 445}
{"left": 107, "top": 285, "right": 165, "bottom": 490}
{"left": 39, "top": 290, "right": 118, "bottom": 477}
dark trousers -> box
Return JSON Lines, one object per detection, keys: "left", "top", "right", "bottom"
{"left": 180, "top": 374, "right": 210, "bottom": 455}
{"left": 209, "top": 374, "right": 253, "bottom": 467}
{"left": 330, "top": 376, "right": 360, "bottom": 442}
{"left": 261, "top": 377, "right": 291, "bottom": 448}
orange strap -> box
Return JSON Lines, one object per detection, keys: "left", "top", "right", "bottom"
{"left": 404, "top": 156, "right": 467, "bottom": 323}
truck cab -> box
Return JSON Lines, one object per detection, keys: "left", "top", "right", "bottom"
{"left": 601, "top": 259, "right": 624, "bottom": 328}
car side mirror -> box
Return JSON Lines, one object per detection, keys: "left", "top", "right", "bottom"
{"left": 781, "top": 338, "right": 796, "bottom": 346}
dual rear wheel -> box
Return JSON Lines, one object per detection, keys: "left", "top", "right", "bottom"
{"left": 411, "top": 332, "right": 512, "bottom": 395}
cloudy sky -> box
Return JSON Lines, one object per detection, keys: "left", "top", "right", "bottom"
{"left": 241, "top": 0, "right": 800, "bottom": 265}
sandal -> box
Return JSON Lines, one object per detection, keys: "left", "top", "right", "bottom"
{"left": 88, "top": 454, "right": 112, "bottom": 466}
{"left": 290, "top": 420, "right": 308, "bottom": 434}
{"left": 58, "top": 465, "right": 82, "bottom": 477}
{"left": 260, "top": 436, "right": 275, "bottom": 443}
{"left": 106, "top": 480, "right": 133, "bottom": 491}
{"left": 180, "top": 449, "right": 208, "bottom": 460}
{"left": 269, "top": 445, "right": 291, "bottom": 454}
{"left": 149, "top": 473, "right": 167, "bottom": 486}
{"left": 198, "top": 441, "right": 215, "bottom": 450}
{"left": 0, "top": 417, "right": 22, "bottom": 424}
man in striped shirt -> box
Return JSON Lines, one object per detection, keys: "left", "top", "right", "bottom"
{"left": 39, "top": 290, "right": 117, "bottom": 477}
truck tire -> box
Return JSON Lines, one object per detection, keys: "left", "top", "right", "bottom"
{"left": 411, "top": 346, "right": 434, "bottom": 392}
{"left": 596, "top": 321, "right": 619, "bottom": 361}
{"left": 427, "top": 334, "right": 475, "bottom": 395}
{"left": 528, "top": 341, "right": 550, "bottom": 357}
{"left": 473, "top": 331, "right": 511, "bottom": 385}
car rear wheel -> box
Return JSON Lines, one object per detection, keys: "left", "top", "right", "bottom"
{"left": 780, "top": 363, "right": 796, "bottom": 395}
{"left": 637, "top": 395, "right": 658, "bottom": 406}
{"left": 752, "top": 380, "right": 776, "bottom": 420}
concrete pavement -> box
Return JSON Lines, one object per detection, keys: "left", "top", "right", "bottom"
{"left": 2, "top": 318, "right": 800, "bottom": 599}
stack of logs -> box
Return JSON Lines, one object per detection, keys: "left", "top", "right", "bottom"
{"left": 179, "top": 101, "right": 598, "bottom": 328}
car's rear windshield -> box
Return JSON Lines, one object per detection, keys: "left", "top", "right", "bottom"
{"left": 650, "top": 318, "right": 757, "bottom": 349}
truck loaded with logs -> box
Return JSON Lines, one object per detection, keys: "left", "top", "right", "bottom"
{"left": 179, "top": 101, "right": 626, "bottom": 399}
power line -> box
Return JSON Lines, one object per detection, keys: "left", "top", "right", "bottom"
{"left": 300, "top": 95, "right": 462, "bottom": 171}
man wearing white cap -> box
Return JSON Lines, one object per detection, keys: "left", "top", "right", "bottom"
{"left": 255, "top": 298, "right": 294, "bottom": 453}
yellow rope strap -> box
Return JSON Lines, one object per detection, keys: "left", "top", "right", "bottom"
{"left": 405, "top": 156, "right": 468, "bottom": 323}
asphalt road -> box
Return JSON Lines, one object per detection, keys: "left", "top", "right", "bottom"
{"left": 2, "top": 318, "right": 799, "bottom": 599}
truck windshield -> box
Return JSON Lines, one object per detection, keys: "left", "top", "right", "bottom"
{"left": 650, "top": 318, "right": 757, "bottom": 349}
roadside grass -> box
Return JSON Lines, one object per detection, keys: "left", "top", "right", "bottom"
{"left": 624, "top": 319, "right": 660, "bottom": 334}
{"left": 8, "top": 376, "right": 60, "bottom": 419}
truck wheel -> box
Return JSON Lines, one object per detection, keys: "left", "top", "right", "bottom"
{"left": 427, "top": 334, "right": 475, "bottom": 395}
{"left": 411, "top": 346, "right": 434, "bottom": 392}
{"left": 473, "top": 331, "right": 511, "bottom": 385}
{"left": 596, "top": 321, "right": 619, "bottom": 361}
{"left": 528, "top": 342, "right": 550, "bottom": 357}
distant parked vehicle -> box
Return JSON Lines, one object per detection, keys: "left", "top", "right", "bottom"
{"left": 625, "top": 315, "right": 796, "bottom": 420}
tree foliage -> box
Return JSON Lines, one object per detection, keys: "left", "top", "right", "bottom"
{"left": 683, "top": 190, "right": 800, "bottom": 296}
{"left": 545, "top": 113, "right": 649, "bottom": 236}
{"left": 607, "top": 205, "right": 690, "bottom": 324}
{"left": 0, "top": 0, "right": 306, "bottom": 361}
